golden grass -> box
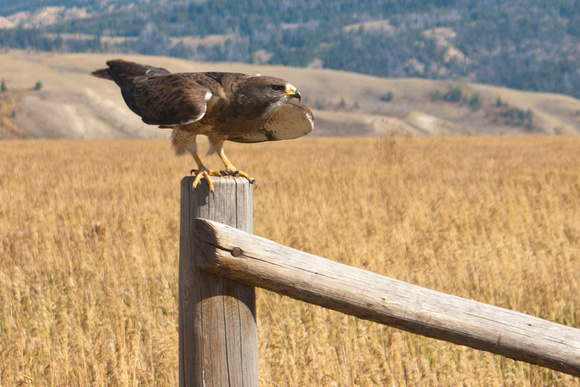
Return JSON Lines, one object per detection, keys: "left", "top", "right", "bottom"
{"left": 0, "top": 136, "right": 579, "bottom": 386}
{"left": 0, "top": 91, "right": 30, "bottom": 139}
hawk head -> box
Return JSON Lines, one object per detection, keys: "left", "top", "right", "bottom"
{"left": 258, "top": 77, "right": 302, "bottom": 102}
{"left": 235, "top": 76, "right": 302, "bottom": 113}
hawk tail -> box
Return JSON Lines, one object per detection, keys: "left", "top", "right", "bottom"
{"left": 90, "top": 68, "right": 114, "bottom": 80}
{"left": 90, "top": 60, "right": 170, "bottom": 85}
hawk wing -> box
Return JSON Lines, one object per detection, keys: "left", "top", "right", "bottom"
{"left": 228, "top": 99, "right": 314, "bottom": 143}
{"left": 92, "top": 60, "right": 236, "bottom": 126}
{"left": 130, "top": 73, "right": 217, "bottom": 126}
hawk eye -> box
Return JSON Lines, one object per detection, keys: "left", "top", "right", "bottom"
{"left": 271, "top": 84, "right": 285, "bottom": 92}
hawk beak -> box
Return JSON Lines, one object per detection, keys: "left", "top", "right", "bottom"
{"left": 292, "top": 90, "right": 302, "bottom": 102}
{"left": 283, "top": 85, "right": 302, "bottom": 101}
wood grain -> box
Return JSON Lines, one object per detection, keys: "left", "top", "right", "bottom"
{"left": 195, "top": 218, "right": 580, "bottom": 378}
{"left": 179, "top": 177, "right": 257, "bottom": 387}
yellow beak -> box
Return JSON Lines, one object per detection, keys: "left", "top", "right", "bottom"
{"left": 283, "top": 85, "right": 301, "bottom": 101}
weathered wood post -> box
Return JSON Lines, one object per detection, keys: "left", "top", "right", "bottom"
{"left": 178, "top": 176, "right": 258, "bottom": 386}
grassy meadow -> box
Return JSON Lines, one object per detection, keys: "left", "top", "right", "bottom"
{"left": 0, "top": 136, "right": 579, "bottom": 386}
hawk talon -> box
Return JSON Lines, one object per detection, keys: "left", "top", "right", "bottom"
{"left": 190, "top": 168, "right": 222, "bottom": 176}
{"left": 235, "top": 170, "right": 256, "bottom": 185}
{"left": 219, "top": 168, "right": 257, "bottom": 186}
{"left": 190, "top": 168, "right": 255, "bottom": 190}
{"left": 192, "top": 171, "right": 213, "bottom": 191}
{"left": 191, "top": 169, "right": 222, "bottom": 191}
{"left": 219, "top": 170, "right": 241, "bottom": 177}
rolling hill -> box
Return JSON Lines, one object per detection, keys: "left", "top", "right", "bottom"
{"left": 1, "top": 0, "right": 579, "bottom": 100}
{"left": 1, "top": 51, "right": 579, "bottom": 139}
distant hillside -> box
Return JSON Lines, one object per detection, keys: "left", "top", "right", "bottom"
{"left": 0, "top": 1, "right": 579, "bottom": 99}
{"left": 1, "top": 52, "right": 579, "bottom": 140}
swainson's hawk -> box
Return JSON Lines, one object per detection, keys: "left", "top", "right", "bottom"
{"left": 92, "top": 60, "right": 314, "bottom": 189}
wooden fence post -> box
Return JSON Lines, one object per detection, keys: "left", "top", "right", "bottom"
{"left": 178, "top": 177, "right": 257, "bottom": 386}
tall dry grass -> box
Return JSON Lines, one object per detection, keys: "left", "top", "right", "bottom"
{"left": 0, "top": 136, "right": 579, "bottom": 386}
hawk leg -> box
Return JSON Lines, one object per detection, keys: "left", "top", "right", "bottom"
{"left": 217, "top": 146, "right": 256, "bottom": 185}
{"left": 191, "top": 153, "right": 222, "bottom": 190}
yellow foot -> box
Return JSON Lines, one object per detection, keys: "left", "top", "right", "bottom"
{"left": 221, "top": 169, "right": 256, "bottom": 185}
{"left": 190, "top": 169, "right": 222, "bottom": 190}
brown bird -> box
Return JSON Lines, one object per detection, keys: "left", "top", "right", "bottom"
{"left": 92, "top": 60, "right": 314, "bottom": 189}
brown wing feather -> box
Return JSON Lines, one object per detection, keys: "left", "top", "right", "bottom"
{"left": 92, "top": 61, "right": 254, "bottom": 126}
{"left": 228, "top": 99, "right": 314, "bottom": 143}
{"left": 135, "top": 72, "right": 255, "bottom": 126}
{"left": 91, "top": 59, "right": 170, "bottom": 81}
{"left": 92, "top": 61, "right": 212, "bottom": 125}
{"left": 203, "top": 72, "right": 250, "bottom": 94}
{"left": 131, "top": 74, "right": 214, "bottom": 126}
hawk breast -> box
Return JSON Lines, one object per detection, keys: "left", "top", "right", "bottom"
{"left": 228, "top": 99, "right": 314, "bottom": 143}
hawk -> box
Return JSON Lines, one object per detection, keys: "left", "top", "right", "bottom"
{"left": 92, "top": 60, "right": 314, "bottom": 189}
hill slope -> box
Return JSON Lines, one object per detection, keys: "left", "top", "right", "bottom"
{"left": 1, "top": 51, "right": 579, "bottom": 139}
{"left": 1, "top": 0, "right": 579, "bottom": 99}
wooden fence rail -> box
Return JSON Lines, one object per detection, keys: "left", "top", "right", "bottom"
{"left": 195, "top": 218, "right": 580, "bottom": 377}
{"left": 179, "top": 177, "right": 580, "bottom": 386}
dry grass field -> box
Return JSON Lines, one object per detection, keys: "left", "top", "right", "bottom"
{"left": 1, "top": 135, "right": 579, "bottom": 386}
